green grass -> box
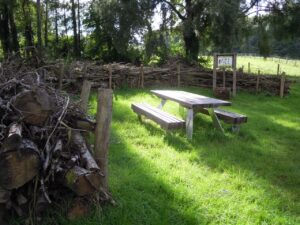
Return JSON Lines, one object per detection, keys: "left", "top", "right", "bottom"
{"left": 51, "top": 85, "right": 299, "bottom": 225}
{"left": 206, "top": 56, "right": 300, "bottom": 77}
{"left": 237, "top": 56, "right": 300, "bottom": 77}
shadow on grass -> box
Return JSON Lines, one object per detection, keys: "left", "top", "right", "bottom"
{"left": 56, "top": 131, "right": 206, "bottom": 225}
{"left": 112, "top": 86, "right": 300, "bottom": 217}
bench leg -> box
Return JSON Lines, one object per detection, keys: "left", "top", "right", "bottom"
{"left": 186, "top": 109, "right": 194, "bottom": 139}
{"left": 157, "top": 99, "right": 167, "bottom": 109}
{"left": 232, "top": 125, "right": 240, "bottom": 132}
{"left": 207, "top": 108, "right": 224, "bottom": 133}
{"left": 138, "top": 115, "right": 142, "bottom": 122}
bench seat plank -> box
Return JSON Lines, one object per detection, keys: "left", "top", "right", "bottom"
{"left": 131, "top": 103, "right": 185, "bottom": 130}
{"left": 196, "top": 108, "right": 247, "bottom": 124}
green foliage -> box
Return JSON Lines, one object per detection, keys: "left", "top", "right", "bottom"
{"left": 270, "top": 0, "right": 300, "bottom": 40}
{"left": 210, "top": 0, "right": 242, "bottom": 52}
{"left": 258, "top": 21, "right": 271, "bottom": 58}
{"left": 148, "top": 54, "right": 161, "bottom": 65}
{"left": 85, "top": 0, "right": 152, "bottom": 62}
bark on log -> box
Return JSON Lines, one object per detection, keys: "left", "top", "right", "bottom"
{"left": 11, "top": 89, "right": 54, "bottom": 125}
{"left": 0, "top": 124, "right": 40, "bottom": 190}
{"left": 61, "top": 166, "right": 101, "bottom": 196}
{"left": 67, "top": 197, "right": 90, "bottom": 220}
{"left": 75, "top": 120, "right": 96, "bottom": 131}
{"left": 71, "top": 131, "right": 100, "bottom": 172}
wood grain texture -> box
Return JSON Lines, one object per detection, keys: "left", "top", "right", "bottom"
{"left": 94, "top": 88, "right": 113, "bottom": 191}
{"left": 131, "top": 103, "right": 185, "bottom": 130}
{"left": 80, "top": 80, "right": 92, "bottom": 113}
{"left": 151, "top": 90, "right": 231, "bottom": 109}
{"left": 196, "top": 108, "right": 247, "bottom": 124}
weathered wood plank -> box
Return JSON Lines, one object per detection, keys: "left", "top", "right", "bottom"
{"left": 94, "top": 88, "right": 113, "bottom": 192}
{"left": 151, "top": 90, "right": 231, "bottom": 109}
{"left": 196, "top": 108, "right": 247, "bottom": 124}
{"left": 131, "top": 103, "right": 185, "bottom": 130}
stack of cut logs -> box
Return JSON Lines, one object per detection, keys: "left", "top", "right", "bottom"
{"left": 0, "top": 66, "right": 110, "bottom": 224}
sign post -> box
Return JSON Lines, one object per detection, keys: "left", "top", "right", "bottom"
{"left": 213, "top": 53, "right": 237, "bottom": 97}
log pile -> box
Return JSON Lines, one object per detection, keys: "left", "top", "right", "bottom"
{"left": 0, "top": 60, "right": 110, "bottom": 224}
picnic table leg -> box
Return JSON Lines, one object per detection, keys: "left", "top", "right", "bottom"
{"left": 157, "top": 99, "right": 167, "bottom": 109}
{"left": 186, "top": 109, "right": 194, "bottom": 139}
{"left": 208, "top": 108, "right": 224, "bottom": 133}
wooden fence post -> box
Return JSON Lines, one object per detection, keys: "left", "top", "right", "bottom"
{"left": 80, "top": 80, "right": 92, "bottom": 113}
{"left": 256, "top": 70, "right": 260, "bottom": 94}
{"left": 280, "top": 72, "right": 286, "bottom": 98}
{"left": 277, "top": 64, "right": 280, "bottom": 76}
{"left": 232, "top": 53, "right": 237, "bottom": 97}
{"left": 248, "top": 62, "right": 251, "bottom": 74}
{"left": 177, "top": 64, "right": 181, "bottom": 87}
{"left": 94, "top": 88, "right": 113, "bottom": 191}
{"left": 213, "top": 54, "right": 217, "bottom": 91}
{"left": 140, "top": 64, "right": 144, "bottom": 88}
{"left": 222, "top": 68, "right": 226, "bottom": 88}
{"left": 59, "top": 63, "right": 64, "bottom": 91}
{"left": 108, "top": 64, "right": 112, "bottom": 89}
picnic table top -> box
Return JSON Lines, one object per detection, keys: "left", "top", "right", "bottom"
{"left": 151, "top": 90, "right": 231, "bottom": 108}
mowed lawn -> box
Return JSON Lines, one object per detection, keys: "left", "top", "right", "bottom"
{"left": 206, "top": 56, "right": 300, "bottom": 77}
{"left": 57, "top": 84, "right": 299, "bottom": 225}
{"left": 237, "top": 56, "right": 300, "bottom": 77}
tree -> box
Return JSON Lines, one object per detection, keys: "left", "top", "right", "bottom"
{"left": 0, "top": 2, "right": 11, "bottom": 57}
{"left": 70, "top": 0, "right": 80, "bottom": 57}
{"left": 87, "top": 0, "right": 152, "bottom": 61}
{"left": 210, "top": 0, "right": 242, "bottom": 53}
{"left": 37, "top": 0, "right": 43, "bottom": 56}
{"left": 44, "top": 0, "right": 49, "bottom": 47}
{"left": 156, "top": 0, "right": 210, "bottom": 61}
{"left": 0, "top": 0, "right": 20, "bottom": 57}
{"left": 269, "top": 0, "right": 300, "bottom": 40}
{"left": 21, "top": 0, "right": 35, "bottom": 58}
{"left": 257, "top": 19, "right": 270, "bottom": 58}
{"left": 77, "top": 0, "right": 81, "bottom": 52}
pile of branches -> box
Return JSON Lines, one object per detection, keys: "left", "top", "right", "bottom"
{"left": 60, "top": 61, "right": 291, "bottom": 95}
{"left": 0, "top": 60, "right": 110, "bottom": 224}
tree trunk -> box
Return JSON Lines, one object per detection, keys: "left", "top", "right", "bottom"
{"left": 70, "top": 0, "right": 80, "bottom": 57}
{"left": 63, "top": 1, "right": 68, "bottom": 37}
{"left": 183, "top": 0, "right": 198, "bottom": 61}
{"left": 77, "top": 0, "right": 81, "bottom": 53}
{"left": 0, "top": 4, "right": 11, "bottom": 58}
{"left": 37, "top": 0, "right": 42, "bottom": 56}
{"left": 55, "top": 1, "right": 59, "bottom": 44}
{"left": 44, "top": 0, "right": 49, "bottom": 47}
{"left": 22, "top": 0, "right": 35, "bottom": 59}
{"left": 8, "top": 4, "right": 20, "bottom": 55}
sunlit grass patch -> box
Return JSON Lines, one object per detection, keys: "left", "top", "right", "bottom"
{"left": 54, "top": 84, "right": 300, "bottom": 225}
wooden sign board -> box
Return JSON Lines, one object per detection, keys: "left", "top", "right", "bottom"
{"left": 213, "top": 53, "right": 237, "bottom": 97}
{"left": 217, "top": 56, "right": 233, "bottom": 68}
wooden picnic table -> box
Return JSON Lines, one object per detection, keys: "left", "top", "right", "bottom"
{"left": 151, "top": 90, "right": 231, "bottom": 139}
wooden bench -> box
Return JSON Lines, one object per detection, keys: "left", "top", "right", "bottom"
{"left": 131, "top": 103, "right": 185, "bottom": 130}
{"left": 196, "top": 108, "right": 247, "bottom": 131}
